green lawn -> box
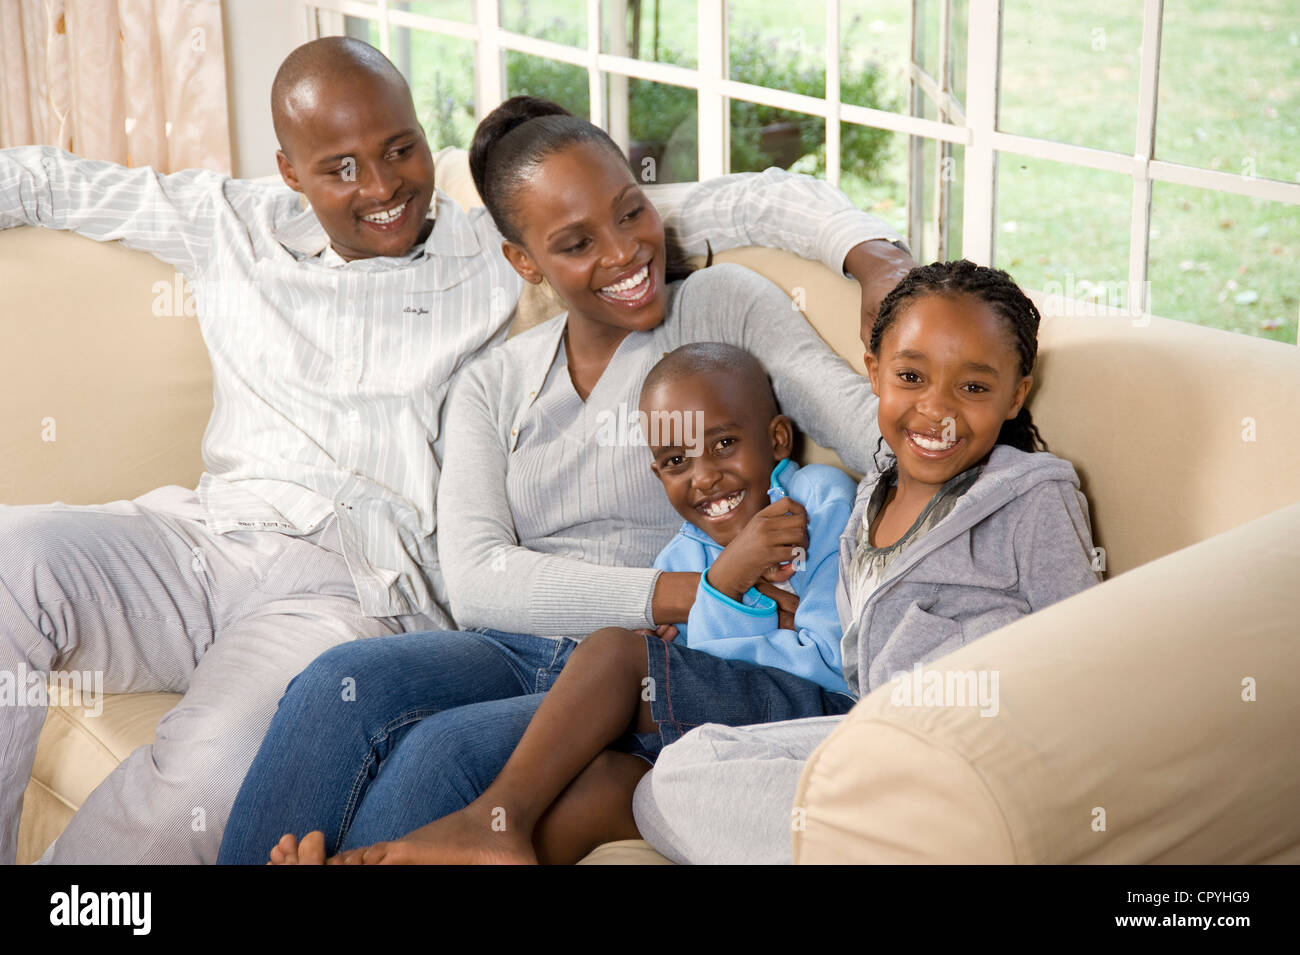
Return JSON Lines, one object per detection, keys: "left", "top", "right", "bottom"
{"left": 390, "top": 0, "right": 1297, "bottom": 342}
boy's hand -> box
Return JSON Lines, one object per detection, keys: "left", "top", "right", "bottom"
{"left": 706, "top": 497, "right": 808, "bottom": 602}
{"left": 754, "top": 582, "right": 799, "bottom": 630}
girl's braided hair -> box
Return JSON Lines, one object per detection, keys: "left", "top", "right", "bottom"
{"left": 869, "top": 259, "right": 1048, "bottom": 463}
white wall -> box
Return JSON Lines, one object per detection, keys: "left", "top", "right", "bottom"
{"left": 220, "top": 0, "right": 310, "bottom": 178}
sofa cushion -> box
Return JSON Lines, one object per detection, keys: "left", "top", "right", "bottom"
{"left": 16, "top": 692, "right": 181, "bottom": 864}
{"left": 0, "top": 227, "right": 211, "bottom": 506}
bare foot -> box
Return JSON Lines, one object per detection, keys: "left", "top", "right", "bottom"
{"left": 331, "top": 804, "right": 537, "bottom": 865}
{"left": 267, "top": 831, "right": 326, "bottom": 865}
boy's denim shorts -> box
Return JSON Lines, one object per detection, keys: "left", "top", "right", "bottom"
{"left": 612, "top": 634, "right": 858, "bottom": 764}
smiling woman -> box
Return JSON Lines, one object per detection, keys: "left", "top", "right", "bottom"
{"left": 270, "top": 37, "right": 436, "bottom": 261}
{"left": 217, "top": 94, "right": 913, "bottom": 865}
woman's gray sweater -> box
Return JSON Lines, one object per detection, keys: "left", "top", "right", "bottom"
{"left": 436, "top": 263, "right": 879, "bottom": 637}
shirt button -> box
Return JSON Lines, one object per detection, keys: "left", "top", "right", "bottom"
{"left": 528, "top": 391, "right": 536, "bottom": 399}
{"left": 511, "top": 427, "right": 519, "bottom": 436}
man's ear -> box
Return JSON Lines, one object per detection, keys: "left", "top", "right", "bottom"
{"left": 276, "top": 149, "right": 302, "bottom": 193}
{"left": 1007, "top": 374, "right": 1034, "bottom": 419}
{"left": 502, "top": 240, "right": 544, "bottom": 285}
{"left": 769, "top": 414, "right": 795, "bottom": 461}
{"left": 864, "top": 351, "right": 880, "bottom": 395}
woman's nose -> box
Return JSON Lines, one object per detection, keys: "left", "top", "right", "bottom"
{"left": 599, "top": 231, "right": 638, "bottom": 269}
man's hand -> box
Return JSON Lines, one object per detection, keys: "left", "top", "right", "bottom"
{"left": 844, "top": 239, "right": 917, "bottom": 346}
{"left": 706, "top": 497, "right": 809, "bottom": 602}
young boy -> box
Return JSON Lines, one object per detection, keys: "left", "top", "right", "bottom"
{"left": 0, "top": 35, "right": 910, "bottom": 863}
{"left": 327, "top": 342, "right": 862, "bottom": 865}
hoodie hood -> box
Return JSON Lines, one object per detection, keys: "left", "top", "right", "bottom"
{"left": 841, "top": 443, "right": 1081, "bottom": 565}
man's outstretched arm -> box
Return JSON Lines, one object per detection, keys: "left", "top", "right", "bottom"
{"left": 0, "top": 145, "right": 230, "bottom": 275}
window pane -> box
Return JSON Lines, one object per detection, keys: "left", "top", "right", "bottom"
{"left": 502, "top": 0, "right": 586, "bottom": 42}
{"left": 948, "top": 0, "right": 968, "bottom": 110}
{"left": 400, "top": 1, "right": 473, "bottom": 22}
{"left": 505, "top": 51, "right": 590, "bottom": 118}
{"left": 839, "top": 125, "right": 908, "bottom": 247}
{"left": 915, "top": 0, "right": 941, "bottom": 83}
{"left": 727, "top": 1, "right": 825, "bottom": 97}
{"left": 995, "top": 154, "right": 1133, "bottom": 308}
{"left": 1155, "top": 1, "right": 1300, "bottom": 183}
{"left": 1148, "top": 181, "right": 1298, "bottom": 342}
{"left": 391, "top": 27, "right": 477, "bottom": 149}
{"left": 840, "top": 0, "right": 913, "bottom": 116}
{"left": 626, "top": 78, "right": 697, "bottom": 183}
{"left": 343, "top": 15, "right": 381, "bottom": 46}
{"left": 603, "top": 0, "right": 696, "bottom": 68}
{"left": 907, "top": 134, "right": 965, "bottom": 263}
{"left": 729, "top": 104, "right": 820, "bottom": 173}
{"left": 999, "top": 2, "right": 1144, "bottom": 153}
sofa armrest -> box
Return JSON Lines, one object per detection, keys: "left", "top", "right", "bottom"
{"left": 792, "top": 500, "right": 1300, "bottom": 864}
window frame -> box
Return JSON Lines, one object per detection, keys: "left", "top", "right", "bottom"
{"left": 300, "top": 0, "right": 1300, "bottom": 341}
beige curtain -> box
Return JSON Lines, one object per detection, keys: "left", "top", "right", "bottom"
{"left": 0, "top": 0, "right": 231, "bottom": 173}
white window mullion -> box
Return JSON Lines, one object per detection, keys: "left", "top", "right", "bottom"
{"left": 1129, "top": 0, "right": 1164, "bottom": 319}
{"left": 825, "top": 0, "right": 841, "bottom": 188}
{"left": 697, "top": 0, "right": 726, "bottom": 180}
{"left": 934, "top": 0, "right": 952, "bottom": 258}
{"left": 473, "top": 0, "right": 503, "bottom": 122}
{"left": 960, "top": 0, "right": 1001, "bottom": 266}
{"left": 907, "top": 0, "right": 923, "bottom": 254}
{"left": 590, "top": 0, "right": 609, "bottom": 132}
{"left": 376, "top": 0, "right": 390, "bottom": 56}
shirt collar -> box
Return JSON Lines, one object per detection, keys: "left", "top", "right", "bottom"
{"left": 273, "top": 190, "right": 480, "bottom": 267}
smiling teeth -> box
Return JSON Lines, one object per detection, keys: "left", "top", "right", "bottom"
{"left": 909, "top": 431, "right": 957, "bottom": 451}
{"left": 700, "top": 489, "right": 744, "bottom": 517}
{"left": 362, "top": 201, "right": 407, "bottom": 223}
{"left": 600, "top": 265, "right": 649, "bottom": 295}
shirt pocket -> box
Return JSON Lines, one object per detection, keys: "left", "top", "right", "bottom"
{"left": 385, "top": 290, "right": 440, "bottom": 385}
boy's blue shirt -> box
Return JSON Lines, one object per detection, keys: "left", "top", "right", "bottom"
{"left": 652, "top": 459, "right": 856, "bottom": 695}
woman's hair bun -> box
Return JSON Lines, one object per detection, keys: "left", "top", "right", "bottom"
{"left": 470, "top": 96, "right": 573, "bottom": 202}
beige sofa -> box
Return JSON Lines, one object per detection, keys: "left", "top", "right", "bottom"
{"left": 4, "top": 150, "right": 1298, "bottom": 865}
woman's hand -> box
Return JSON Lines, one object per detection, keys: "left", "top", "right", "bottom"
{"left": 706, "top": 497, "right": 809, "bottom": 602}
{"left": 650, "top": 572, "right": 700, "bottom": 628}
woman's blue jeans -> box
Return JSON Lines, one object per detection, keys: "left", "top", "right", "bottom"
{"left": 216, "top": 628, "right": 577, "bottom": 864}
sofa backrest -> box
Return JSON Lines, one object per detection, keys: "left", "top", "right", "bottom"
{"left": 2, "top": 151, "right": 1297, "bottom": 579}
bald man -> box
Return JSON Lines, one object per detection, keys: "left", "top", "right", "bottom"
{"left": 0, "top": 36, "right": 913, "bottom": 863}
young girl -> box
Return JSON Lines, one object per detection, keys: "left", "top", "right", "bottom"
{"left": 632, "top": 259, "right": 1104, "bottom": 864}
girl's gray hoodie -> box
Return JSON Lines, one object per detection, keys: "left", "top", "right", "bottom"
{"left": 839, "top": 442, "right": 1102, "bottom": 697}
